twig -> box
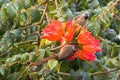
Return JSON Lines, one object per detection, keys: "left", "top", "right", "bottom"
{"left": 20, "top": 2, "right": 46, "bottom": 28}
{"left": 20, "top": 2, "right": 46, "bottom": 14}
{"left": 23, "top": 31, "right": 40, "bottom": 38}
{"left": 58, "top": 72, "right": 70, "bottom": 77}
{"left": 114, "top": 14, "right": 120, "bottom": 21}
{"left": 0, "top": 44, "right": 36, "bottom": 56}
{"left": 39, "top": 4, "right": 48, "bottom": 24}
{"left": 115, "top": 70, "right": 120, "bottom": 80}
{"left": 0, "top": 61, "right": 21, "bottom": 68}
{"left": 112, "top": 0, "right": 120, "bottom": 7}
{"left": 94, "top": 0, "right": 120, "bottom": 21}
{"left": 20, "top": 4, "right": 48, "bottom": 30}
{"left": 45, "top": 12, "right": 50, "bottom": 23}
{"left": 57, "top": 68, "right": 120, "bottom": 77}
{"left": 91, "top": 68, "right": 119, "bottom": 76}
{"left": 19, "top": 20, "right": 41, "bottom": 30}
{"left": 98, "top": 36, "right": 107, "bottom": 42}
{"left": 17, "top": 40, "right": 37, "bottom": 45}
{"left": 54, "top": 0, "right": 64, "bottom": 18}
{"left": 50, "top": 41, "right": 66, "bottom": 51}
{"left": 16, "top": 63, "right": 32, "bottom": 80}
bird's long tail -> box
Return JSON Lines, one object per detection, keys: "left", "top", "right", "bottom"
{"left": 31, "top": 54, "right": 58, "bottom": 66}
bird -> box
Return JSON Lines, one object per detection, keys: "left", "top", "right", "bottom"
{"left": 31, "top": 12, "right": 89, "bottom": 66}
{"left": 31, "top": 44, "right": 78, "bottom": 66}
{"left": 72, "top": 12, "right": 89, "bottom": 26}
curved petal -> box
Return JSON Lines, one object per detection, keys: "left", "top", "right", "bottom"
{"left": 67, "top": 52, "right": 78, "bottom": 60}
{"left": 78, "top": 28, "right": 91, "bottom": 44}
{"left": 41, "top": 20, "right": 64, "bottom": 41}
{"left": 78, "top": 50, "right": 96, "bottom": 61}
{"left": 64, "top": 25, "right": 77, "bottom": 42}
{"left": 82, "top": 44, "right": 99, "bottom": 53}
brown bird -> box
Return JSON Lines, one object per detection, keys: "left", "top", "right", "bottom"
{"left": 32, "top": 44, "right": 78, "bottom": 66}
{"left": 31, "top": 12, "right": 89, "bottom": 66}
{"left": 72, "top": 12, "right": 89, "bottom": 26}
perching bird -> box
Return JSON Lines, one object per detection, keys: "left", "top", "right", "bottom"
{"left": 32, "top": 44, "right": 78, "bottom": 66}
{"left": 72, "top": 12, "right": 89, "bottom": 26}
{"left": 32, "top": 12, "right": 89, "bottom": 66}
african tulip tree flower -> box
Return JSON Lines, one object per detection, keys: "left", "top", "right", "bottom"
{"left": 68, "top": 28, "right": 102, "bottom": 61}
{"left": 78, "top": 28, "right": 102, "bottom": 53}
{"left": 41, "top": 20, "right": 102, "bottom": 61}
{"left": 41, "top": 20, "right": 64, "bottom": 41}
{"left": 61, "top": 20, "right": 77, "bottom": 43}
{"left": 41, "top": 20, "right": 77, "bottom": 43}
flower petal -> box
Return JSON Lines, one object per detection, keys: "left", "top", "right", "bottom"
{"left": 78, "top": 50, "right": 96, "bottom": 61}
{"left": 82, "top": 44, "right": 99, "bottom": 53}
{"left": 67, "top": 52, "right": 78, "bottom": 60}
{"left": 41, "top": 20, "right": 64, "bottom": 41}
{"left": 64, "top": 25, "right": 77, "bottom": 42}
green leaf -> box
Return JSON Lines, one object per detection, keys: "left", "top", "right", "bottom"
{"left": 88, "top": 0, "right": 100, "bottom": 9}
{"left": 68, "top": 0, "right": 77, "bottom": 6}
{"left": 30, "top": 9, "right": 42, "bottom": 22}
{"left": 87, "top": 21, "right": 100, "bottom": 37}
{"left": 21, "top": 53, "right": 29, "bottom": 61}
{"left": 6, "top": 4, "right": 17, "bottom": 18}
{"left": 82, "top": 62, "right": 90, "bottom": 71}
{"left": 70, "top": 70, "right": 91, "bottom": 80}
{"left": 10, "top": 29, "right": 22, "bottom": 42}
{"left": 0, "top": 0, "right": 3, "bottom": 8}
{"left": 93, "top": 76, "right": 99, "bottom": 80}
{"left": 37, "top": 0, "right": 47, "bottom": 5}
{"left": 47, "top": 59, "right": 58, "bottom": 70}
{"left": 118, "top": 52, "right": 120, "bottom": 61}
{"left": 111, "top": 58, "right": 118, "bottom": 66}
{"left": 38, "top": 49, "right": 46, "bottom": 59}
{"left": 24, "top": 0, "right": 31, "bottom": 9}
{"left": 0, "top": 67, "right": 5, "bottom": 75}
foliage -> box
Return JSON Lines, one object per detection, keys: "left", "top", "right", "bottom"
{"left": 0, "top": 0, "right": 120, "bottom": 80}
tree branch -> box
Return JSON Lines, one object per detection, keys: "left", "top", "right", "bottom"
{"left": 0, "top": 43, "right": 36, "bottom": 56}
{"left": 20, "top": 3, "right": 48, "bottom": 30}
{"left": 94, "top": 0, "right": 120, "bottom": 21}
{"left": 57, "top": 68, "right": 120, "bottom": 77}
{"left": 114, "top": 14, "right": 120, "bottom": 21}
{"left": 91, "top": 68, "right": 119, "bottom": 76}
{"left": 58, "top": 72, "right": 70, "bottom": 77}
{"left": 50, "top": 41, "right": 66, "bottom": 51}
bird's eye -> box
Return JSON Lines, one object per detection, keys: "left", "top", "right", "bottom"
{"left": 84, "top": 13, "right": 89, "bottom": 19}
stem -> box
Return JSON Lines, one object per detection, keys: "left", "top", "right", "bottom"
{"left": 94, "top": 0, "right": 120, "bottom": 21}
{"left": 50, "top": 41, "right": 66, "bottom": 51}
{"left": 16, "top": 63, "right": 32, "bottom": 80}
{"left": 58, "top": 72, "right": 70, "bottom": 77}
{"left": 20, "top": 2, "right": 46, "bottom": 14}
{"left": 0, "top": 61, "right": 21, "bottom": 68}
{"left": 91, "top": 68, "right": 119, "bottom": 76}
{"left": 20, "top": 3, "right": 48, "bottom": 30}
{"left": 98, "top": 36, "right": 107, "bottom": 42}
{"left": 23, "top": 31, "right": 40, "bottom": 38}
{"left": 0, "top": 44, "right": 36, "bottom": 56}
{"left": 57, "top": 68, "right": 120, "bottom": 77}
{"left": 114, "top": 14, "right": 120, "bottom": 21}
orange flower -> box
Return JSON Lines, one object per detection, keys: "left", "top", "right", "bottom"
{"left": 77, "top": 50, "right": 96, "bottom": 61}
{"left": 41, "top": 20, "right": 77, "bottom": 43}
{"left": 77, "top": 28, "right": 102, "bottom": 61}
{"left": 41, "top": 20, "right": 64, "bottom": 41}
{"left": 63, "top": 20, "right": 77, "bottom": 42}
{"left": 68, "top": 28, "right": 102, "bottom": 61}
{"left": 41, "top": 20, "right": 102, "bottom": 61}
{"left": 67, "top": 52, "right": 78, "bottom": 60}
